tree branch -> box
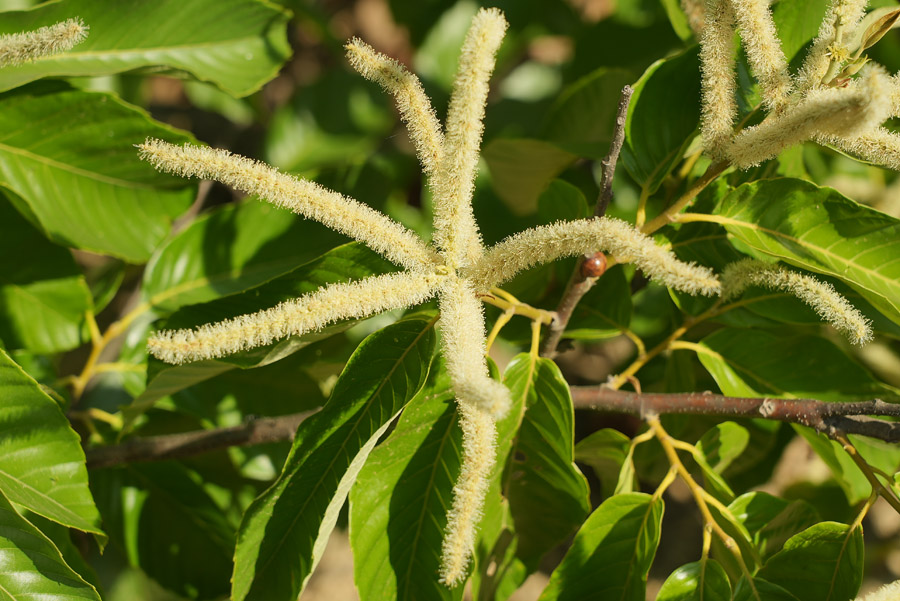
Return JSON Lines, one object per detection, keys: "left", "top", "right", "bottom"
{"left": 541, "top": 85, "right": 633, "bottom": 359}
{"left": 85, "top": 411, "right": 315, "bottom": 469}
{"left": 570, "top": 386, "right": 900, "bottom": 442}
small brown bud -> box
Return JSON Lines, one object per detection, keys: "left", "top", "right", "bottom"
{"left": 581, "top": 252, "right": 608, "bottom": 278}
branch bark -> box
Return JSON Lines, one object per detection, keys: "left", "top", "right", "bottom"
{"left": 570, "top": 386, "right": 900, "bottom": 442}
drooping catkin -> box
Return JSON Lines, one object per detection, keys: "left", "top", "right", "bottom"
{"left": 727, "top": 0, "right": 792, "bottom": 110}
{"left": 431, "top": 8, "right": 507, "bottom": 268}
{"left": 722, "top": 259, "right": 873, "bottom": 345}
{"left": 0, "top": 18, "right": 87, "bottom": 68}
{"left": 699, "top": 0, "right": 738, "bottom": 159}
{"left": 345, "top": 39, "right": 444, "bottom": 174}
{"left": 818, "top": 126, "right": 900, "bottom": 171}
{"left": 465, "top": 217, "right": 722, "bottom": 296}
{"left": 854, "top": 580, "right": 900, "bottom": 601}
{"left": 138, "top": 139, "right": 439, "bottom": 271}
{"left": 148, "top": 272, "right": 446, "bottom": 364}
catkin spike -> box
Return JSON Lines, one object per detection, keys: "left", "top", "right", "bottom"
{"left": 0, "top": 18, "right": 88, "bottom": 68}
{"left": 148, "top": 272, "right": 446, "bottom": 364}
{"left": 796, "top": 0, "right": 869, "bottom": 92}
{"left": 722, "top": 259, "right": 873, "bottom": 345}
{"left": 818, "top": 126, "right": 900, "bottom": 170}
{"left": 465, "top": 217, "right": 721, "bottom": 296}
{"left": 138, "top": 139, "right": 439, "bottom": 271}
{"left": 432, "top": 7, "right": 508, "bottom": 268}
{"left": 699, "top": 0, "right": 738, "bottom": 159}
{"left": 345, "top": 38, "right": 444, "bottom": 174}
{"left": 727, "top": 0, "right": 792, "bottom": 110}
{"left": 855, "top": 580, "right": 900, "bottom": 601}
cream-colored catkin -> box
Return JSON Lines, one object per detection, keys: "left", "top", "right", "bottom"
{"left": 727, "top": 0, "right": 792, "bottom": 110}
{"left": 722, "top": 259, "right": 873, "bottom": 345}
{"left": 0, "top": 18, "right": 87, "bottom": 67}
{"left": 431, "top": 8, "right": 507, "bottom": 268}
{"left": 855, "top": 580, "right": 900, "bottom": 601}
{"left": 138, "top": 139, "right": 439, "bottom": 271}
{"left": 889, "top": 72, "right": 900, "bottom": 117}
{"left": 345, "top": 39, "right": 445, "bottom": 174}
{"left": 818, "top": 126, "right": 900, "bottom": 170}
{"left": 437, "top": 278, "right": 512, "bottom": 419}
{"left": 681, "top": 0, "right": 707, "bottom": 36}
{"left": 439, "top": 402, "right": 496, "bottom": 586}
{"left": 699, "top": 0, "right": 738, "bottom": 159}
{"left": 148, "top": 272, "right": 446, "bottom": 364}
{"left": 796, "top": 0, "right": 869, "bottom": 92}
{"left": 465, "top": 217, "right": 721, "bottom": 296}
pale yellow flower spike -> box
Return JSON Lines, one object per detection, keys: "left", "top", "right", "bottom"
{"left": 699, "top": 0, "right": 738, "bottom": 160}
{"left": 432, "top": 8, "right": 508, "bottom": 269}
{"left": 818, "top": 126, "right": 900, "bottom": 170}
{"left": 465, "top": 217, "right": 722, "bottom": 297}
{"left": 722, "top": 259, "right": 873, "bottom": 345}
{"left": 138, "top": 139, "right": 439, "bottom": 272}
{"left": 345, "top": 38, "right": 445, "bottom": 174}
{"left": 796, "top": 0, "right": 869, "bottom": 93}
{"left": 148, "top": 272, "right": 448, "bottom": 364}
{"left": 855, "top": 580, "right": 900, "bottom": 601}
{"left": 0, "top": 18, "right": 88, "bottom": 68}
{"left": 726, "top": 0, "right": 792, "bottom": 111}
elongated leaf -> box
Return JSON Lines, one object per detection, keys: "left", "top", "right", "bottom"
{"left": 538, "top": 492, "right": 663, "bottom": 601}
{"left": 232, "top": 315, "right": 437, "bottom": 601}
{"left": 714, "top": 179, "right": 900, "bottom": 325}
{"left": 350, "top": 359, "right": 463, "bottom": 601}
{"left": 696, "top": 422, "right": 750, "bottom": 475}
{"left": 0, "top": 348, "right": 103, "bottom": 539}
{"left": 0, "top": 194, "right": 91, "bottom": 352}
{"left": 758, "top": 522, "right": 864, "bottom": 601}
{"left": 656, "top": 559, "right": 731, "bottom": 601}
{"left": 0, "top": 88, "right": 195, "bottom": 262}
{"left": 0, "top": 0, "right": 290, "bottom": 96}
{"left": 621, "top": 46, "right": 700, "bottom": 194}
{"left": 728, "top": 492, "right": 818, "bottom": 560}
{"left": 502, "top": 354, "right": 590, "bottom": 567}
{"left": 0, "top": 490, "right": 100, "bottom": 601}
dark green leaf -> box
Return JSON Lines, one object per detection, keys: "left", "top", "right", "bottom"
{"left": 232, "top": 315, "right": 437, "bottom": 601}
{"left": 733, "top": 577, "right": 802, "bottom": 601}
{"left": 538, "top": 492, "right": 663, "bottom": 601}
{"left": 565, "top": 265, "right": 633, "bottom": 340}
{"left": 656, "top": 559, "right": 731, "bottom": 601}
{"left": 483, "top": 138, "right": 576, "bottom": 215}
{"left": 574, "top": 428, "right": 631, "bottom": 498}
{"left": 728, "top": 492, "right": 819, "bottom": 560}
{"left": 772, "top": 0, "right": 830, "bottom": 63}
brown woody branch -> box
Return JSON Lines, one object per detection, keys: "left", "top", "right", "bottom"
{"left": 85, "top": 410, "right": 315, "bottom": 469}
{"left": 570, "top": 386, "right": 900, "bottom": 442}
{"left": 541, "top": 85, "right": 633, "bottom": 358}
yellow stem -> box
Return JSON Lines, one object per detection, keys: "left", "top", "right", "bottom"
{"left": 635, "top": 184, "right": 651, "bottom": 229}
{"left": 837, "top": 434, "right": 900, "bottom": 514}
{"left": 640, "top": 161, "right": 729, "bottom": 235}
{"left": 485, "top": 307, "right": 515, "bottom": 353}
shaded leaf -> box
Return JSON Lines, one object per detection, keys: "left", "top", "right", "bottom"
{"left": 772, "top": 0, "right": 830, "bottom": 63}
{"left": 734, "top": 577, "right": 802, "bottom": 601}
{"left": 483, "top": 138, "right": 576, "bottom": 215}
{"left": 656, "top": 559, "right": 731, "bottom": 601}
{"left": 574, "top": 428, "right": 631, "bottom": 498}
{"left": 728, "top": 492, "right": 819, "bottom": 560}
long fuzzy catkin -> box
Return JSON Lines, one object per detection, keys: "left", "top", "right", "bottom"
{"left": 465, "top": 217, "right": 721, "bottom": 296}
{"left": 148, "top": 272, "right": 445, "bottom": 364}
{"left": 727, "top": 0, "right": 792, "bottom": 110}
{"left": 699, "top": 0, "right": 738, "bottom": 159}
{"left": 818, "top": 126, "right": 900, "bottom": 170}
{"left": 722, "top": 259, "right": 873, "bottom": 345}
{"left": 138, "top": 139, "right": 439, "bottom": 272}
{"left": 437, "top": 278, "right": 512, "bottom": 419}
{"left": 796, "top": 0, "right": 869, "bottom": 92}
{"left": 345, "top": 39, "right": 445, "bottom": 174}
{"left": 0, "top": 18, "right": 87, "bottom": 67}
{"left": 439, "top": 402, "right": 496, "bottom": 586}
{"left": 431, "top": 8, "right": 507, "bottom": 268}
{"left": 855, "top": 580, "right": 900, "bottom": 601}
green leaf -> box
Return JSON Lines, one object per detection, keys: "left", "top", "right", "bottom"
{"left": 621, "top": 46, "right": 700, "bottom": 194}
{"left": 656, "top": 560, "right": 732, "bottom": 601}
{"left": 0, "top": 195, "right": 91, "bottom": 352}
{"left": 142, "top": 199, "right": 347, "bottom": 313}
{"left": 757, "top": 522, "right": 864, "bottom": 601}
{"left": 772, "top": 0, "right": 830, "bottom": 63}
{"left": 483, "top": 138, "right": 576, "bottom": 215}
{"left": 733, "top": 577, "right": 802, "bottom": 601}
{"left": 350, "top": 359, "right": 463, "bottom": 601}
{"left": 542, "top": 67, "right": 635, "bottom": 159}
{"left": 574, "top": 428, "right": 631, "bottom": 498}
{"left": 501, "top": 355, "right": 591, "bottom": 568}
{"left": 538, "top": 492, "right": 663, "bottom": 601}
{"left": 0, "top": 348, "right": 103, "bottom": 539}
{"left": 232, "top": 315, "right": 437, "bottom": 601}
{"left": 696, "top": 422, "right": 750, "bottom": 475}
{"left": 714, "top": 179, "right": 900, "bottom": 325}
{"left": 728, "top": 492, "right": 819, "bottom": 560}
{"left": 0, "top": 88, "right": 195, "bottom": 262}
{"left": 565, "top": 265, "right": 633, "bottom": 340}
{"left": 91, "top": 463, "right": 235, "bottom": 600}
{"left": 0, "top": 0, "right": 291, "bottom": 96}
{"left": 0, "top": 490, "right": 101, "bottom": 601}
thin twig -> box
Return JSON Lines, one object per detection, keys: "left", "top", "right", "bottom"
{"left": 84, "top": 411, "right": 315, "bottom": 469}
{"left": 571, "top": 388, "right": 900, "bottom": 443}
{"left": 540, "top": 85, "right": 633, "bottom": 358}
{"left": 640, "top": 159, "right": 729, "bottom": 235}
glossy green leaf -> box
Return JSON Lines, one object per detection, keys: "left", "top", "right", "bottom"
{"left": 232, "top": 315, "right": 437, "bottom": 601}
{"left": 714, "top": 179, "right": 900, "bottom": 325}
{"left": 0, "top": 88, "right": 194, "bottom": 262}
{"left": 350, "top": 359, "right": 463, "bottom": 601}
{"left": 757, "top": 522, "right": 864, "bottom": 601}
{"left": 574, "top": 428, "right": 631, "bottom": 498}
{"left": 0, "top": 490, "right": 100, "bottom": 601}
{"left": 696, "top": 422, "right": 750, "bottom": 475}
{"left": 772, "top": 0, "right": 830, "bottom": 62}
{"left": 502, "top": 354, "right": 591, "bottom": 567}
{"left": 734, "top": 577, "right": 802, "bottom": 601}
{"left": 728, "top": 492, "right": 819, "bottom": 560}
{"left": 656, "top": 560, "right": 731, "bottom": 601}
{"left": 0, "top": 195, "right": 91, "bottom": 352}
{"left": 538, "top": 492, "right": 663, "bottom": 601}
{"left": 621, "top": 46, "right": 700, "bottom": 194}
{"left": 483, "top": 138, "right": 576, "bottom": 215}
{"left": 0, "top": 348, "right": 103, "bottom": 538}
{"left": 142, "top": 199, "right": 347, "bottom": 313}
{"left": 0, "top": 0, "right": 291, "bottom": 96}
